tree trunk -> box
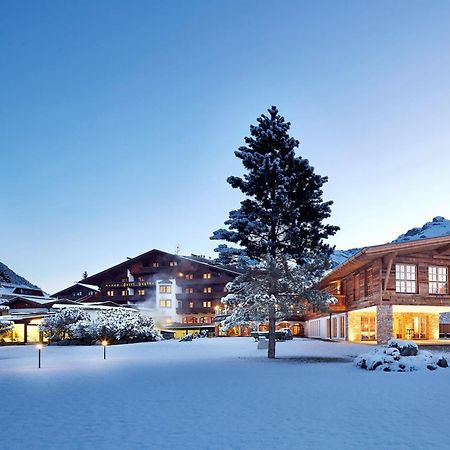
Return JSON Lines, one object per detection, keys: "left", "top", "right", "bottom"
{"left": 268, "top": 304, "right": 276, "bottom": 359}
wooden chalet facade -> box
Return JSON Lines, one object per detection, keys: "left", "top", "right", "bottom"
{"left": 305, "top": 235, "right": 450, "bottom": 343}
{"left": 55, "top": 250, "right": 240, "bottom": 338}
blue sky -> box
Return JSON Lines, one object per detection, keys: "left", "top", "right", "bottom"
{"left": 2, "top": 1, "right": 450, "bottom": 292}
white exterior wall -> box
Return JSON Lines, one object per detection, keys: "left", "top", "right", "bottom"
{"left": 305, "top": 313, "right": 347, "bottom": 340}
{"left": 155, "top": 279, "right": 178, "bottom": 326}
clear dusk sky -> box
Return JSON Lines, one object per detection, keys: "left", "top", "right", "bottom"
{"left": 2, "top": 0, "right": 450, "bottom": 292}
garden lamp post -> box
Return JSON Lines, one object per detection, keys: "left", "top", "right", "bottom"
{"left": 36, "top": 343, "right": 43, "bottom": 368}
{"left": 102, "top": 340, "right": 108, "bottom": 360}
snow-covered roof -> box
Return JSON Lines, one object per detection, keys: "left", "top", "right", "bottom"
{"left": 323, "top": 234, "right": 450, "bottom": 285}
{"left": 1, "top": 295, "right": 55, "bottom": 306}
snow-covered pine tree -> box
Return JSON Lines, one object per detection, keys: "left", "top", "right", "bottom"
{"left": 211, "top": 106, "right": 339, "bottom": 358}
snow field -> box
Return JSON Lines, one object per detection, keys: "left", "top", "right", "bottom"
{"left": 1, "top": 338, "right": 450, "bottom": 450}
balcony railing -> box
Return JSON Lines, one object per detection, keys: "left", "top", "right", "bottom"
{"left": 176, "top": 306, "right": 215, "bottom": 315}
{"left": 328, "top": 294, "right": 346, "bottom": 312}
{"left": 104, "top": 281, "right": 156, "bottom": 289}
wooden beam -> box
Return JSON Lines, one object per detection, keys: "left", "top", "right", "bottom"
{"left": 436, "top": 243, "right": 450, "bottom": 255}
{"left": 383, "top": 252, "right": 397, "bottom": 294}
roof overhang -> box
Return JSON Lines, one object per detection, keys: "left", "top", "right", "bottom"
{"left": 322, "top": 235, "right": 450, "bottom": 286}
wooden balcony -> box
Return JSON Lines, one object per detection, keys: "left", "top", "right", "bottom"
{"left": 176, "top": 306, "right": 215, "bottom": 315}
{"left": 328, "top": 295, "right": 347, "bottom": 313}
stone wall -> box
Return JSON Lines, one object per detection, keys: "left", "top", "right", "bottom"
{"left": 376, "top": 304, "right": 393, "bottom": 344}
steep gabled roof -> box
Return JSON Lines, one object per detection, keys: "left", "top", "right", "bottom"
{"left": 80, "top": 248, "right": 240, "bottom": 285}
{"left": 321, "top": 234, "right": 450, "bottom": 285}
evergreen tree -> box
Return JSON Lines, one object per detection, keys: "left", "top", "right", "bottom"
{"left": 212, "top": 106, "right": 339, "bottom": 358}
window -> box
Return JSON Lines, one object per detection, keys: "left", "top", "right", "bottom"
{"left": 200, "top": 317, "right": 212, "bottom": 324}
{"left": 152, "top": 262, "right": 159, "bottom": 267}
{"left": 169, "top": 261, "right": 178, "bottom": 267}
{"left": 353, "top": 273, "right": 361, "bottom": 301}
{"left": 107, "top": 290, "right": 114, "bottom": 297}
{"left": 203, "top": 301, "right": 212, "bottom": 308}
{"left": 185, "top": 274, "right": 193, "bottom": 280}
{"left": 177, "top": 301, "right": 182, "bottom": 308}
{"left": 203, "top": 287, "right": 212, "bottom": 293}
{"left": 189, "top": 302, "right": 194, "bottom": 308}
{"left": 159, "top": 285, "right": 172, "bottom": 294}
{"left": 185, "top": 288, "right": 194, "bottom": 294}
{"left": 429, "top": 266, "right": 448, "bottom": 294}
{"left": 138, "top": 289, "right": 145, "bottom": 296}
{"left": 121, "top": 290, "right": 128, "bottom": 296}
{"left": 159, "top": 299, "right": 172, "bottom": 308}
{"left": 203, "top": 273, "right": 212, "bottom": 279}
{"left": 138, "top": 276, "right": 145, "bottom": 282}
{"left": 340, "top": 316, "right": 345, "bottom": 338}
{"left": 361, "top": 316, "right": 376, "bottom": 341}
{"left": 395, "top": 264, "right": 417, "bottom": 293}
{"left": 365, "top": 267, "right": 373, "bottom": 297}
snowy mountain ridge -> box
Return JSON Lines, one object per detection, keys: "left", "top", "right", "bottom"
{"left": 0, "top": 261, "right": 38, "bottom": 288}
{"left": 331, "top": 216, "right": 450, "bottom": 268}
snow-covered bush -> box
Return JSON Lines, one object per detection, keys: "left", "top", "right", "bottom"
{"left": 0, "top": 306, "right": 13, "bottom": 337}
{"left": 39, "top": 308, "right": 90, "bottom": 341}
{"left": 0, "top": 318, "right": 14, "bottom": 336}
{"left": 41, "top": 307, "right": 161, "bottom": 344}
{"left": 88, "top": 309, "right": 161, "bottom": 344}
{"left": 355, "top": 339, "right": 448, "bottom": 372}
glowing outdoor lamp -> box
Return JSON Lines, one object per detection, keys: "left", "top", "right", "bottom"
{"left": 102, "top": 340, "right": 108, "bottom": 360}
{"left": 36, "top": 343, "right": 43, "bottom": 369}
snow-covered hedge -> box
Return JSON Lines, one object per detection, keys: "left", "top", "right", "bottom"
{"left": 355, "top": 339, "right": 448, "bottom": 372}
{"left": 0, "top": 318, "right": 14, "bottom": 335}
{"left": 40, "top": 307, "right": 161, "bottom": 344}
{"left": 39, "top": 308, "right": 91, "bottom": 341}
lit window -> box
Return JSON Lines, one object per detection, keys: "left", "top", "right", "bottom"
{"left": 169, "top": 261, "right": 178, "bottom": 267}
{"left": 185, "top": 288, "right": 194, "bottom": 294}
{"left": 159, "top": 285, "right": 172, "bottom": 294}
{"left": 121, "top": 290, "right": 128, "bottom": 296}
{"left": 429, "top": 266, "right": 448, "bottom": 294}
{"left": 361, "top": 316, "right": 376, "bottom": 341}
{"left": 152, "top": 262, "right": 159, "bottom": 267}
{"left": 159, "top": 299, "right": 172, "bottom": 308}
{"left": 203, "top": 301, "right": 212, "bottom": 308}
{"left": 189, "top": 302, "right": 194, "bottom": 308}
{"left": 203, "top": 287, "right": 212, "bottom": 293}
{"left": 395, "top": 264, "right": 417, "bottom": 293}
{"left": 138, "top": 289, "right": 145, "bottom": 296}
{"left": 185, "top": 274, "right": 193, "bottom": 280}
{"left": 107, "top": 290, "right": 114, "bottom": 297}
{"left": 203, "top": 273, "right": 212, "bottom": 279}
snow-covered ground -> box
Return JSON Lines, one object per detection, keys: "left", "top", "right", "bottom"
{"left": 1, "top": 338, "right": 450, "bottom": 450}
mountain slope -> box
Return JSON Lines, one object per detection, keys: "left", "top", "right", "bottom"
{"left": 331, "top": 216, "right": 450, "bottom": 268}
{"left": 0, "top": 261, "right": 38, "bottom": 288}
